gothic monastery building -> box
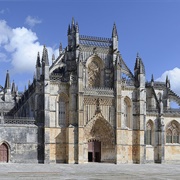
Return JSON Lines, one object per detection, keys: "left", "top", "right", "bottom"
{"left": 0, "top": 19, "right": 179, "bottom": 164}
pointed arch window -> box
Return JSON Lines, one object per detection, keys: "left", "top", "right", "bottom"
{"left": 166, "top": 121, "right": 179, "bottom": 144}
{"left": 88, "top": 61, "right": 101, "bottom": 88}
{"left": 124, "top": 98, "right": 131, "bottom": 128}
{"left": 59, "top": 95, "right": 68, "bottom": 127}
{"left": 146, "top": 121, "right": 153, "bottom": 145}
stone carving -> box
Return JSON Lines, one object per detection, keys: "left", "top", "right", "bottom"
{"left": 84, "top": 97, "right": 113, "bottom": 106}
{"left": 88, "top": 61, "right": 100, "bottom": 87}
{"left": 84, "top": 112, "right": 115, "bottom": 145}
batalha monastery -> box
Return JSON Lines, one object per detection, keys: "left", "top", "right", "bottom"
{"left": 0, "top": 19, "right": 179, "bottom": 164}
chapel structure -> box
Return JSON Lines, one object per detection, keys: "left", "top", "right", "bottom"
{"left": 0, "top": 19, "right": 179, "bottom": 164}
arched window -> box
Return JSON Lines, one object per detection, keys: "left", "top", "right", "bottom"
{"left": 59, "top": 94, "right": 68, "bottom": 127}
{"left": 166, "top": 121, "right": 179, "bottom": 144}
{"left": 124, "top": 97, "right": 131, "bottom": 128}
{"left": 88, "top": 61, "right": 101, "bottom": 88}
{"left": 146, "top": 121, "right": 153, "bottom": 145}
{"left": 166, "top": 129, "right": 172, "bottom": 143}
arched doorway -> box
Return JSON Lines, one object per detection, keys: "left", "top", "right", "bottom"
{"left": 0, "top": 143, "right": 8, "bottom": 162}
{"left": 85, "top": 113, "right": 115, "bottom": 163}
{"left": 88, "top": 140, "right": 101, "bottom": 162}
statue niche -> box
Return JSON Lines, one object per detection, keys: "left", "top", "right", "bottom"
{"left": 88, "top": 61, "right": 101, "bottom": 88}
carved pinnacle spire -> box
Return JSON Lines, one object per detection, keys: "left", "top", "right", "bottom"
{"left": 68, "top": 24, "right": 71, "bottom": 35}
{"left": 4, "top": 70, "right": 10, "bottom": 90}
{"left": 166, "top": 75, "right": 170, "bottom": 88}
{"left": 42, "top": 45, "right": 49, "bottom": 66}
{"left": 112, "top": 23, "right": 118, "bottom": 38}
{"left": 151, "top": 74, "right": 154, "bottom": 82}
{"left": 71, "top": 17, "right": 76, "bottom": 33}
{"left": 36, "top": 52, "right": 41, "bottom": 67}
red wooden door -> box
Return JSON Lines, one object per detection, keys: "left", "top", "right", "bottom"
{"left": 0, "top": 143, "right": 8, "bottom": 162}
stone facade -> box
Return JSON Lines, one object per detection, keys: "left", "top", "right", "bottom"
{"left": 0, "top": 19, "right": 179, "bottom": 164}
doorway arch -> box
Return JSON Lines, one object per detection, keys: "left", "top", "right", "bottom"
{"left": 0, "top": 143, "right": 9, "bottom": 163}
{"left": 85, "top": 113, "right": 115, "bottom": 163}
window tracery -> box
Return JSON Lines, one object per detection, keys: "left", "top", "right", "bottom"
{"left": 146, "top": 121, "right": 153, "bottom": 145}
{"left": 88, "top": 61, "right": 100, "bottom": 88}
{"left": 166, "top": 121, "right": 179, "bottom": 144}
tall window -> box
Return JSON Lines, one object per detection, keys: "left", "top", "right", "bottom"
{"left": 166, "top": 121, "right": 179, "bottom": 144}
{"left": 146, "top": 121, "right": 153, "bottom": 145}
{"left": 124, "top": 98, "right": 131, "bottom": 128}
{"left": 88, "top": 61, "right": 100, "bottom": 88}
{"left": 59, "top": 99, "right": 66, "bottom": 126}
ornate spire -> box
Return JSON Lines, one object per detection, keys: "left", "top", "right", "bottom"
{"left": 67, "top": 24, "right": 71, "bottom": 35}
{"left": 166, "top": 75, "right": 170, "bottom": 88}
{"left": 71, "top": 17, "right": 75, "bottom": 26}
{"left": 42, "top": 45, "right": 49, "bottom": 66}
{"left": 36, "top": 52, "right": 41, "bottom": 67}
{"left": 4, "top": 70, "right": 10, "bottom": 90}
{"left": 134, "top": 53, "right": 145, "bottom": 74}
{"left": 71, "top": 17, "right": 76, "bottom": 33}
{"left": 112, "top": 23, "right": 118, "bottom": 38}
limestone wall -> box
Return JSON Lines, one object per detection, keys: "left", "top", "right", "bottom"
{"left": 0, "top": 124, "right": 38, "bottom": 163}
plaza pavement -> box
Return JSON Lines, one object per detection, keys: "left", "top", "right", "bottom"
{"left": 0, "top": 163, "right": 179, "bottom": 180}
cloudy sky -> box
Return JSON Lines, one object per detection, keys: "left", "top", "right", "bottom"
{"left": 0, "top": 0, "right": 180, "bottom": 94}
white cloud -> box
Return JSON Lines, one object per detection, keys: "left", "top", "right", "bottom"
{"left": 0, "top": 20, "right": 58, "bottom": 76}
{"left": 156, "top": 67, "right": 180, "bottom": 95}
{"left": 25, "top": 16, "right": 42, "bottom": 27}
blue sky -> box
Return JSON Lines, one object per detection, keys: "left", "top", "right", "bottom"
{"left": 1, "top": 0, "right": 180, "bottom": 94}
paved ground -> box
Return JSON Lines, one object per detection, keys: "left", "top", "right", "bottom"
{"left": 0, "top": 163, "right": 179, "bottom": 180}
